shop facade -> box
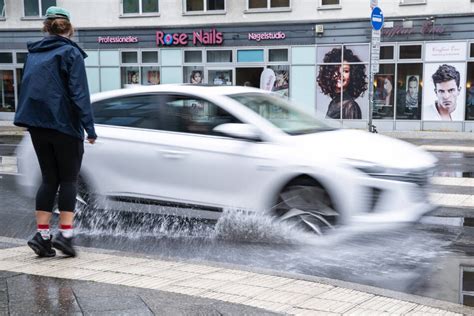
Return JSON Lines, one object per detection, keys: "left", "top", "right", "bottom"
{"left": 0, "top": 14, "right": 473, "bottom": 132}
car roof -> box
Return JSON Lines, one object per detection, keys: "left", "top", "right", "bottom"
{"left": 90, "top": 84, "right": 267, "bottom": 103}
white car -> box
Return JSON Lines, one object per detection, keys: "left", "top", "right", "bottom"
{"left": 17, "top": 85, "right": 437, "bottom": 234}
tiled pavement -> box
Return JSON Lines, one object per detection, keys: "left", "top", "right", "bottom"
{"left": 0, "top": 237, "right": 471, "bottom": 315}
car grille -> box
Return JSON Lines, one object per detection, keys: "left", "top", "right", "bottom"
{"left": 370, "top": 167, "right": 434, "bottom": 187}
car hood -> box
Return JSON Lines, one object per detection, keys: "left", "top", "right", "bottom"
{"left": 289, "top": 129, "right": 437, "bottom": 170}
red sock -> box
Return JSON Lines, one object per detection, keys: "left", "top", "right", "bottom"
{"left": 59, "top": 224, "right": 73, "bottom": 238}
{"left": 38, "top": 224, "right": 50, "bottom": 240}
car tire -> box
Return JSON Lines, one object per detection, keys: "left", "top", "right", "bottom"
{"left": 273, "top": 177, "right": 338, "bottom": 235}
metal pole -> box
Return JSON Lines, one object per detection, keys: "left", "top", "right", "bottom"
{"left": 368, "top": 33, "right": 374, "bottom": 133}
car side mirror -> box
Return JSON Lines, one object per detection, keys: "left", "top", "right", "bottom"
{"left": 213, "top": 123, "right": 261, "bottom": 141}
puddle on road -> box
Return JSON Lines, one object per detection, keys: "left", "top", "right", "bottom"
{"left": 73, "top": 203, "right": 459, "bottom": 296}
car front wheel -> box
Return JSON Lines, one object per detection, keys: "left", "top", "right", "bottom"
{"left": 273, "top": 178, "right": 339, "bottom": 235}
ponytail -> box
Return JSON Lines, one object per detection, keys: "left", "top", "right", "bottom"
{"left": 42, "top": 18, "right": 74, "bottom": 37}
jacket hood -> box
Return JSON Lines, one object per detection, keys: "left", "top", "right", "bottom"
{"left": 27, "top": 35, "right": 87, "bottom": 58}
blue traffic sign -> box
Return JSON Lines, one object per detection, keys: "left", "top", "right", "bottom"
{"left": 371, "top": 7, "right": 384, "bottom": 31}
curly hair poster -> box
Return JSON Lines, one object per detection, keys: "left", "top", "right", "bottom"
{"left": 316, "top": 45, "right": 369, "bottom": 120}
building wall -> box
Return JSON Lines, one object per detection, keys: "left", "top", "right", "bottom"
{"left": 1, "top": 0, "right": 473, "bottom": 30}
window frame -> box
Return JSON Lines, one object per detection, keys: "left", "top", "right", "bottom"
{"left": 183, "top": 49, "right": 204, "bottom": 64}
{"left": 267, "top": 47, "right": 290, "bottom": 63}
{"left": 318, "top": 0, "right": 342, "bottom": 10}
{"left": 398, "top": 43, "right": 423, "bottom": 61}
{"left": 183, "top": 0, "right": 226, "bottom": 15}
{"left": 121, "top": 0, "right": 160, "bottom": 17}
{"left": 245, "top": 0, "right": 291, "bottom": 12}
{"left": 23, "top": 0, "right": 56, "bottom": 18}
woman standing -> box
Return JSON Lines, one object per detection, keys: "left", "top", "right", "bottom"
{"left": 14, "top": 6, "right": 96, "bottom": 257}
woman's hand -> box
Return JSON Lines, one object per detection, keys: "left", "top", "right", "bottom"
{"left": 87, "top": 138, "right": 96, "bottom": 144}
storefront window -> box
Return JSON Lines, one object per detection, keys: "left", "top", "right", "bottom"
{"left": 207, "top": 50, "right": 232, "bottom": 63}
{"left": 396, "top": 63, "right": 422, "bottom": 120}
{"left": 0, "top": 70, "right": 15, "bottom": 112}
{"left": 121, "top": 67, "right": 140, "bottom": 87}
{"left": 470, "top": 43, "right": 474, "bottom": 58}
{"left": 399, "top": 45, "right": 422, "bottom": 59}
{"left": 269, "top": 65, "right": 289, "bottom": 98}
{"left": 380, "top": 46, "right": 394, "bottom": 60}
{"left": 16, "top": 53, "right": 27, "bottom": 64}
{"left": 316, "top": 45, "right": 369, "bottom": 120}
{"left": 184, "top": 50, "right": 202, "bottom": 63}
{"left": 269, "top": 49, "right": 288, "bottom": 62}
{"left": 141, "top": 67, "right": 160, "bottom": 85}
{"left": 184, "top": 66, "right": 204, "bottom": 84}
{"left": 142, "top": 51, "right": 158, "bottom": 63}
{"left": 209, "top": 69, "right": 232, "bottom": 85}
{"left": 373, "top": 64, "right": 395, "bottom": 119}
{"left": 237, "top": 50, "right": 264, "bottom": 63}
{"left": 466, "top": 63, "right": 474, "bottom": 120}
{"left": 16, "top": 68, "right": 24, "bottom": 98}
{"left": 0, "top": 53, "right": 13, "bottom": 64}
{"left": 122, "top": 51, "right": 138, "bottom": 64}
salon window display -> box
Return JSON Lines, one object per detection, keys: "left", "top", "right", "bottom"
{"left": 184, "top": 67, "right": 205, "bottom": 84}
{"left": 121, "top": 67, "right": 140, "bottom": 87}
{"left": 396, "top": 63, "right": 423, "bottom": 120}
{"left": 373, "top": 74, "right": 394, "bottom": 119}
{"left": 269, "top": 66, "right": 289, "bottom": 98}
{"left": 422, "top": 63, "right": 466, "bottom": 121}
{"left": 142, "top": 67, "right": 160, "bottom": 85}
{"left": 209, "top": 70, "right": 232, "bottom": 86}
{"left": 316, "top": 46, "right": 369, "bottom": 120}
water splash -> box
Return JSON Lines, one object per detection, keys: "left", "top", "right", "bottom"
{"left": 74, "top": 202, "right": 316, "bottom": 245}
{"left": 212, "top": 209, "right": 315, "bottom": 244}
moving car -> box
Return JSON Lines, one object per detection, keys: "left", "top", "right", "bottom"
{"left": 17, "top": 85, "right": 437, "bottom": 234}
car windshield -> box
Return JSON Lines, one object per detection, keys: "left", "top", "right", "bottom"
{"left": 228, "top": 93, "right": 335, "bottom": 135}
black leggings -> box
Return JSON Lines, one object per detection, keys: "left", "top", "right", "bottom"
{"left": 30, "top": 128, "right": 84, "bottom": 212}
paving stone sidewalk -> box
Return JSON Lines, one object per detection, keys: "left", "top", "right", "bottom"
{"left": 0, "top": 237, "right": 471, "bottom": 315}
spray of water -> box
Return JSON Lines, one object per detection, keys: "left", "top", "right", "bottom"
{"left": 74, "top": 200, "right": 317, "bottom": 245}
{"left": 212, "top": 209, "right": 316, "bottom": 244}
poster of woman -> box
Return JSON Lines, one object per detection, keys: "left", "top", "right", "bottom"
{"left": 183, "top": 67, "right": 205, "bottom": 84}
{"left": 146, "top": 70, "right": 160, "bottom": 85}
{"left": 316, "top": 45, "right": 369, "bottom": 120}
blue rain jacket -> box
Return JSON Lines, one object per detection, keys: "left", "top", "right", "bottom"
{"left": 14, "top": 35, "right": 97, "bottom": 140}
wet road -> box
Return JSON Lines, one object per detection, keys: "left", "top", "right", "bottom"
{"left": 0, "top": 170, "right": 471, "bottom": 305}
{"left": 0, "top": 139, "right": 473, "bottom": 305}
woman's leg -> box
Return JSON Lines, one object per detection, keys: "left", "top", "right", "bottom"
{"left": 28, "top": 128, "right": 58, "bottom": 257}
{"left": 50, "top": 131, "right": 84, "bottom": 257}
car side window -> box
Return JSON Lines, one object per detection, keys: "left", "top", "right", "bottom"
{"left": 160, "top": 95, "right": 242, "bottom": 135}
{"left": 93, "top": 94, "right": 160, "bottom": 130}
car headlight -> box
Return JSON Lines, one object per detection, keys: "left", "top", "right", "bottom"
{"left": 345, "top": 159, "right": 390, "bottom": 175}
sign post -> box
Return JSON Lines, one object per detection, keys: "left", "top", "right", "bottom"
{"left": 368, "top": 3, "right": 383, "bottom": 133}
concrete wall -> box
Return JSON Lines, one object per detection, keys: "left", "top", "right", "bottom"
{"left": 1, "top": 0, "right": 473, "bottom": 30}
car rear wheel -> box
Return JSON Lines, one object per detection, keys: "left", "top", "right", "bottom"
{"left": 273, "top": 178, "right": 338, "bottom": 235}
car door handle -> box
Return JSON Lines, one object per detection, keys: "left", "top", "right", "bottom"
{"left": 159, "top": 150, "right": 189, "bottom": 159}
